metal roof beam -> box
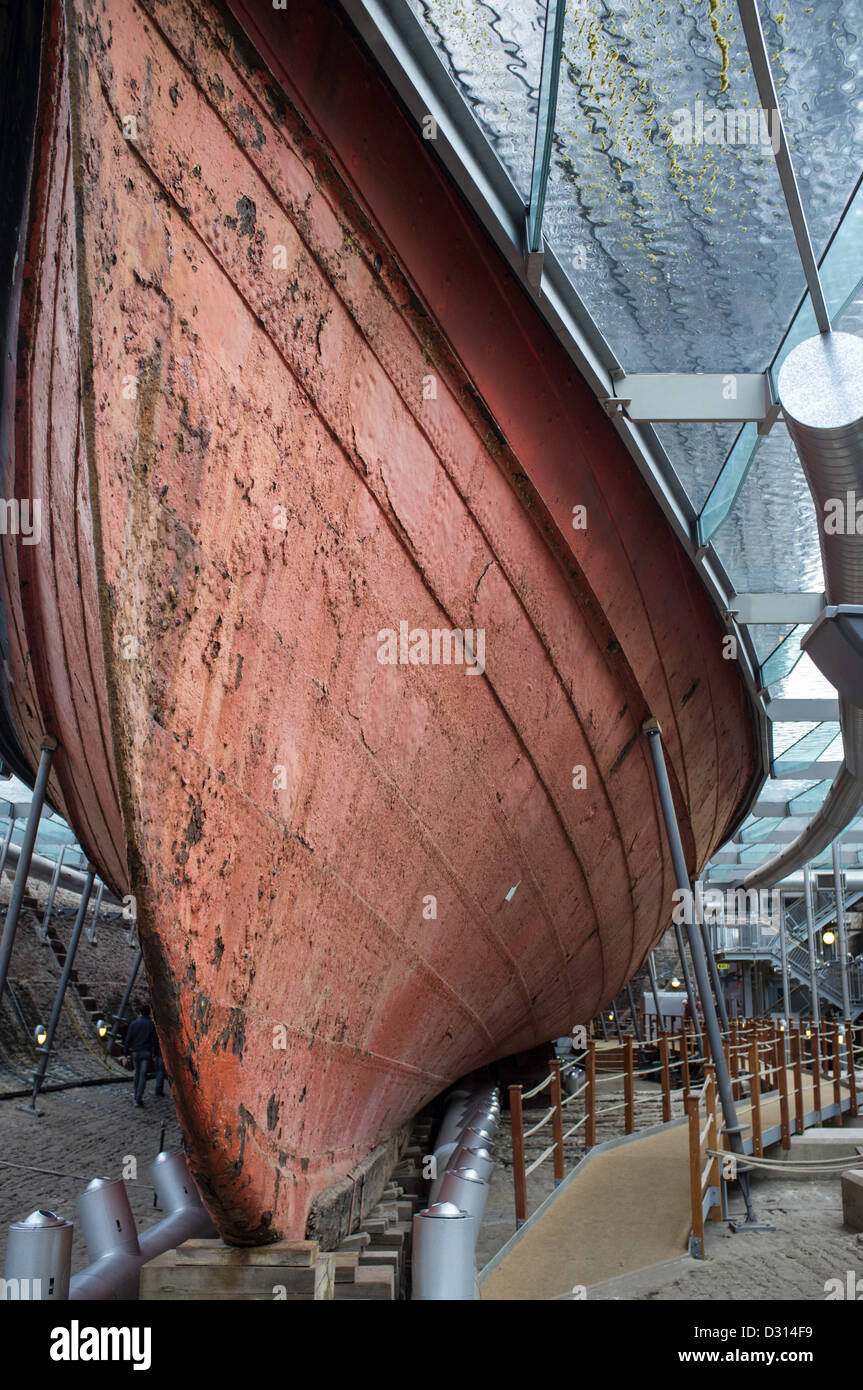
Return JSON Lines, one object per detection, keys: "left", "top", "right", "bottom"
{"left": 728, "top": 592, "right": 824, "bottom": 625}
{"left": 734, "top": 825, "right": 863, "bottom": 845}
{"left": 524, "top": 0, "right": 566, "bottom": 287}
{"left": 765, "top": 698, "right": 840, "bottom": 722}
{"left": 608, "top": 372, "right": 775, "bottom": 424}
{"left": 774, "top": 761, "right": 842, "bottom": 781}
{"left": 736, "top": 0, "right": 830, "bottom": 334}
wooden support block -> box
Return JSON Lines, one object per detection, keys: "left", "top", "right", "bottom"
{"left": 395, "top": 1199, "right": 417, "bottom": 1221}
{"left": 140, "top": 1253, "right": 334, "bottom": 1300}
{"left": 368, "top": 1223, "right": 409, "bottom": 1251}
{"left": 360, "top": 1247, "right": 400, "bottom": 1270}
{"left": 371, "top": 1202, "right": 400, "bottom": 1224}
{"left": 362, "top": 1217, "right": 390, "bottom": 1234}
{"left": 338, "top": 1231, "right": 371, "bottom": 1250}
{"left": 392, "top": 1174, "right": 424, "bottom": 1196}
{"left": 332, "top": 1251, "right": 360, "bottom": 1283}
{"left": 174, "top": 1238, "right": 318, "bottom": 1267}
{"left": 333, "top": 1266, "right": 395, "bottom": 1301}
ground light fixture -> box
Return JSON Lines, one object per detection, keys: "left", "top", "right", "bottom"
{"left": 669, "top": 977, "right": 681, "bottom": 989}
{"left": 34, "top": 1024, "right": 47, "bottom": 1047}
{"left": 96, "top": 1018, "right": 108, "bottom": 1038}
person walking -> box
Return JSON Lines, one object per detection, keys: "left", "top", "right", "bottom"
{"left": 124, "top": 1003, "right": 158, "bottom": 1107}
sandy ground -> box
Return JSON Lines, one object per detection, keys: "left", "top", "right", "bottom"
{"left": 587, "top": 1173, "right": 863, "bottom": 1301}
{"left": 0, "top": 875, "right": 182, "bottom": 1273}
{"left": 0, "top": 1079, "right": 183, "bottom": 1272}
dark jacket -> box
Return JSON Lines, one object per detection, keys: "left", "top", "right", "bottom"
{"left": 124, "top": 1017, "right": 157, "bottom": 1058}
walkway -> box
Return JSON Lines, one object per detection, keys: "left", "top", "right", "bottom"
{"left": 480, "top": 1068, "right": 857, "bottom": 1301}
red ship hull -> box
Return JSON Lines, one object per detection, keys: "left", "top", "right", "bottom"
{"left": 1, "top": 0, "right": 759, "bottom": 1241}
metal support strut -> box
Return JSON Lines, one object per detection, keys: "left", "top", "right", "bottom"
{"left": 647, "top": 951, "right": 663, "bottom": 1038}
{"left": 832, "top": 841, "right": 852, "bottom": 1021}
{"left": 0, "top": 739, "right": 57, "bottom": 1004}
{"left": 804, "top": 865, "right": 821, "bottom": 1027}
{"left": 695, "top": 878, "right": 730, "bottom": 1034}
{"left": 643, "top": 719, "right": 770, "bottom": 1233}
{"left": 106, "top": 946, "right": 143, "bottom": 1057}
{"left": 672, "top": 918, "right": 702, "bottom": 1046}
{"left": 19, "top": 866, "right": 96, "bottom": 1115}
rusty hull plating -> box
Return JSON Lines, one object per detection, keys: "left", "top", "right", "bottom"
{"left": 1, "top": 0, "right": 758, "bottom": 1242}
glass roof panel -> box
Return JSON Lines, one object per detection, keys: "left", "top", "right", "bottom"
{"left": 710, "top": 423, "right": 823, "bottom": 592}
{"left": 773, "top": 723, "right": 842, "bottom": 775}
{"left": 653, "top": 419, "right": 742, "bottom": 513}
{"left": 401, "top": 0, "right": 863, "bottom": 884}
{"left": 408, "top": 0, "right": 542, "bottom": 197}
{"left": 409, "top": 1, "right": 863, "bottom": 374}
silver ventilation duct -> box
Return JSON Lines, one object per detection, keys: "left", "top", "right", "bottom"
{"left": 745, "top": 332, "right": 863, "bottom": 890}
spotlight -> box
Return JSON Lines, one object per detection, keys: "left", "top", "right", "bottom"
{"left": 96, "top": 1018, "right": 108, "bottom": 1038}
{"left": 607, "top": 1012, "right": 614, "bottom": 1022}
{"left": 805, "top": 1027, "right": 812, "bottom": 1040}
{"left": 822, "top": 929, "right": 836, "bottom": 946}
{"left": 669, "top": 976, "right": 681, "bottom": 989}
{"left": 34, "top": 1023, "right": 47, "bottom": 1048}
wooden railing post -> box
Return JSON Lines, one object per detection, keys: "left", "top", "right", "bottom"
{"left": 749, "top": 1038, "right": 762, "bottom": 1158}
{"left": 778, "top": 1046, "right": 791, "bottom": 1150}
{"left": 623, "top": 1037, "right": 635, "bottom": 1135}
{"left": 509, "top": 1084, "right": 528, "bottom": 1228}
{"left": 793, "top": 1024, "right": 804, "bottom": 1135}
{"left": 706, "top": 1067, "right": 721, "bottom": 1223}
{"left": 585, "top": 1040, "right": 596, "bottom": 1148}
{"left": 812, "top": 1024, "right": 822, "bottom": 1124}
{"left": 550, "top": 1060, "right": 565, "bottom": 1186}
{"left": 680, "top": 1020, "right": 691, "bottom": 1098}
{"left": 659, "top": 1032, "right": 671, "bottom": 1122}
{"left": 686, "top": 1090, "right": 705, "bottom": 1258}
{"left": 832, "top": 1022, "right": 842, "bottom": 1113}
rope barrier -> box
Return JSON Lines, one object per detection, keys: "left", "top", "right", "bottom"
{"left": 522, "top": 1106, "right": 555, "bottom": 1138}
{"left": 706, "top": 1148, "right": 863, "bottom": 1173}
{"left": 521, "top": 1073, "right": 554, "bottom": 1101}
{"left": 524, "top": 1142, "right": 558, "bottom": 1177}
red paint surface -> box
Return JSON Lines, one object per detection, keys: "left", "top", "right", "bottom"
{"left": 2, "top": 0, "right": 758, "bottom": 1240}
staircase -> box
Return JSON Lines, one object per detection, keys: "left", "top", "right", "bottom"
{"left": 724, "top": 890, "right": 863, "bottom": 1017}
{"left": 41, "top": 920, "right": 124, "bottom": 1057}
